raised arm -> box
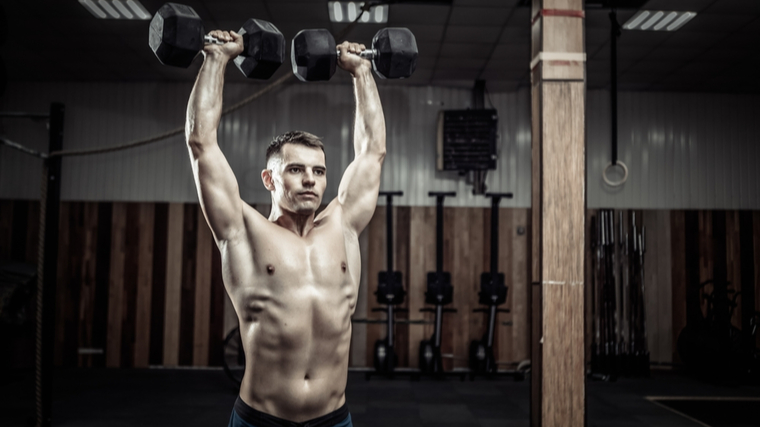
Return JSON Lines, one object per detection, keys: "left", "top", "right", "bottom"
{"left": 186, "top": 30, "right": 246, "bottom": 243}
{"left": 336, "top": 41, "right": 386, "bottom": 233}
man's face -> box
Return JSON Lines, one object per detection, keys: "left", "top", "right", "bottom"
{"left": 265, "top": 144, "right": 327, "bottom": 215}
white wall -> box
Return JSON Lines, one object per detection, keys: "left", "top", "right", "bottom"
{"left": 2, "top": 82, "right": 759, "bottom": 209}
{"left": 0, "top": 82, "right": 531, "bottom": 207}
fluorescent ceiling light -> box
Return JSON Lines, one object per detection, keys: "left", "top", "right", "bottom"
{"left": 111, "top": 0, "right": 134, "bottom": 19}
{"left": 623, "top": 10, "right": 696, "bottom": 31}
{"left": 79, "top": 0, "right": 151, "bottom": 19}
{"left": 328, "top": 2, "right": 389, "bottom": 23}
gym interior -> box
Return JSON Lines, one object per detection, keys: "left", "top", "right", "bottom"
{"left": 1, "top": 0, "right": 759, "bottom": 426}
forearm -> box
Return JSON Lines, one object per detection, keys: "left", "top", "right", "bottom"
{"left": 352, "top": 67, "right": 386, "bottom": 157}
{"left": 186, "top": 52, "right": 228, "bottom": 151}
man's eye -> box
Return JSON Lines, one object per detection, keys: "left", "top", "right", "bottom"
{"left": 315, "top": 170, "right": 325, "bottom": 175}
{"left": 290, "top": 168, "right": 300, "bottom": 173}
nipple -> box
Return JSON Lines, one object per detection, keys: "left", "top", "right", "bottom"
{"left": 341, "top": 262, "right": 347, "bottom": 273}
{"left": 267, "top": 265, "right": 275, "bottom": 275}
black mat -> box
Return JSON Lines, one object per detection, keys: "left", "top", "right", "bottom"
{"left": 2, "top": 368, "right": 759, "bottom": 427}
{"left": 651, "top": 399, "right": 760, "bottom": 427}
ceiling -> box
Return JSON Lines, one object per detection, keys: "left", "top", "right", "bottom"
{"left": 0, "top": 0, "right": 758, "bottom": 93}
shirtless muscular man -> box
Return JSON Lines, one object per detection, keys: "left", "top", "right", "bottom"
{"left": 185, "top": 29, "right": 385, "bottom": 427}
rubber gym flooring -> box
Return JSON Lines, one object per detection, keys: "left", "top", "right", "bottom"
{"left": 1, "top": 368, "right": 759, "bottom": 427}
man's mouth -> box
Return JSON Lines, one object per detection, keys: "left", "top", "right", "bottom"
{"left": 299, "top": 191, "right": 317, "bottom": 198}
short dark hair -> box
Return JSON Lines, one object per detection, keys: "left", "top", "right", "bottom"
{"left": 266, "top": 131, "right": 325, "bottom": 164}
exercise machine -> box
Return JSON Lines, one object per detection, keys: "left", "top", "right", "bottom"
{"left": 468, "top": 192, "right": 524, "bottom": 380}
{"left": 371, "top": 191, "right": 407, "bottom": 376}
{"left": 418, "top": 192, "right": 464, "bottom": 380}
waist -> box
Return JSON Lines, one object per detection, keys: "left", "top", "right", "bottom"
{"left": 234, "top": 396, "right": 349, "bottom": 427}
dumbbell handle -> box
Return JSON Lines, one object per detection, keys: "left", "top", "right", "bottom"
{"left": 203, "top": 35, "right": 227, "bottom": 46}
{"left": 337, "top": 49, "right": 378, "bottom": 60}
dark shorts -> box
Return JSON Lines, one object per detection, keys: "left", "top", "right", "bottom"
{"left": 228, "top": 396, "right": 352, "bottom": 427}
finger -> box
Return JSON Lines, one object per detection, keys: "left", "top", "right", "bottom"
{"left": 358, "top": 43, "right": 366, "bottom": 52}
{"left": 337, "top": 41, "right": 349, "bottom": 56}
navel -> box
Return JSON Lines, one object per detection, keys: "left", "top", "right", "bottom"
{"left": 341, "top": 261, "right": 347, "bottom": 273}
{"left": 266, "top": 264, "right": 275, "bottom": 275}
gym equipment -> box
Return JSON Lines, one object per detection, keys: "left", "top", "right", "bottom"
{"left": 468, "top": 192, "right": 524, "bottom": 381}
{"left": 418, "top": 191, "right": 462, "bottom": 379}
{"left": 677, "top": 211, "right": 760, "bottom": 382}
{"left": 590, "top": 210, "right": 648, "bottom": 380}
{"left": 291, "top": 28, "right": 418, "bottom": 81}
{"left": 371, "top": 191, "right": 407, "bottom": 376}
{"left": 149, "top": 3, "right": 285, "bottom": 79}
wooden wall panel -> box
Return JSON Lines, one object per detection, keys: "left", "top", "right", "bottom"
{"left": 698, "top": 211, "right": 713, "bottom": 318}
{"left": 92, "top": 203, "right": 112, "bottom": 368}
{"left": 163, "top": 203, "right": 184, "bottom": 366}
{"left": 442, "top": 206, "right": 456, "bottom": 370}
{"left": 121, "top": 203, "right": 140, "bottom": 368}
{"left": 25, "top": 202, "right": 40, "bottom": 264}
{"left": 53, "top": 202, "right": 70, "bottom": 366}
{"left": 150, "top": 203, "right": 168, "bottom": 366}
{"left": 193, "top": 214, "right": 213, "bottom": 366}
{"left": 106, "top": 203, "right": 127, "bottom": 367}
{"left": 77, "top": 202, "right": 99, "bottom": 367}
{"left": 5, "top": 198, "right": 756, "bottom": 370}
{"left": 725, "top": 211, "right": 742, "bottom": 329}
{"left": 134, "top": 203, "right": 155, "bottom": 368}
{"left": 670, "top": 211, "right": 687, "bottom": 363}
{"left": 394, "top": 206, "right": 411, "bottom": 368}
{"left": 179, "top": 204, "right": 198, "bottom": 366}
{"left": 642, "top": 210, "right": 673, "bottom": 363}
{"left": 407, "top": 206, "right": 434, "bottom": 368}
{"left": 365, "top": 206, "right": 385, "bottom": 362}
{"left": 208, "top": 241, "right": 226, "bottom": 366}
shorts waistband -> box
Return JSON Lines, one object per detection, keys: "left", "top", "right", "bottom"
{"left": 234, "top": 396, "right": 349, "bottom": 427}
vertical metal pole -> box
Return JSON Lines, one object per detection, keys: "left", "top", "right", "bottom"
{"left": 386, "top": 194, "right": 393, "bottom": 273}
{"left": 37, "top": 102, "right": 64, "bottom": 427}
{"left": 487, "top": 305, "right": 497, "bottom": 347}
{"left": 435, "top": 305, "right": 443, "bottom": 347}
{"left": 610, "top": 10, "right": 619, "bottom": 165}
{"left": 436, "top": 196, "right": 443, "bottom": 274}
{"left": 490, "top": 196, "right": 499, "bottom": 278}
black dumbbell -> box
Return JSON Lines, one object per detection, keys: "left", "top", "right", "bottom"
{"left": 291, "top": 28, "right": 418, "bottom": 82}
{"left": 149, "top": 2, "right": 285, "bottom": 79}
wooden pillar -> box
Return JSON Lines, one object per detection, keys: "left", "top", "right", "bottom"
{"left": 530, "top": 1, "right": 585, "bottom": 426}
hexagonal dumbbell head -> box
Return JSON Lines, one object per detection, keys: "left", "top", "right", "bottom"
{"left": 291, "top": 29, "right": 337, "bottom": 82}
{"left": 233, "top": 19, "right": 286, "bottom": 79}
{"left": 149, "top": 3, "right": 205, "bottom": 68}
{"left": 371, "top": 28, "right": 418, "bottom": 79}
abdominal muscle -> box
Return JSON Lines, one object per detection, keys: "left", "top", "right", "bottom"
{"left": 234, "top": 274, "right": 356, "bottom": 422}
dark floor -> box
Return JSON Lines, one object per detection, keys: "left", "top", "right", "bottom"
{"left": 1, "top": 368, "right": 758, "bottom": 427}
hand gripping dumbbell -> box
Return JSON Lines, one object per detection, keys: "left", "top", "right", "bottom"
{"left": 149, "top": 2, "right": 285, "bottom": 79}
{"left": 291, "top": 28, "right": 418, "bottom": 81}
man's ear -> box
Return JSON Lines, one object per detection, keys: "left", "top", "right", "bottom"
{"left": 261, "top": 169, "right": 275, "bottom": 191}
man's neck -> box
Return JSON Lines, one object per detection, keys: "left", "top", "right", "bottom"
{"left": 269, "top": 204, "right": 316, "bottom": 237}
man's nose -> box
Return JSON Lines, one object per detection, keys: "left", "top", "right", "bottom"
{"left": 303, "top": 170, "right": 315, "bottom": 186}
